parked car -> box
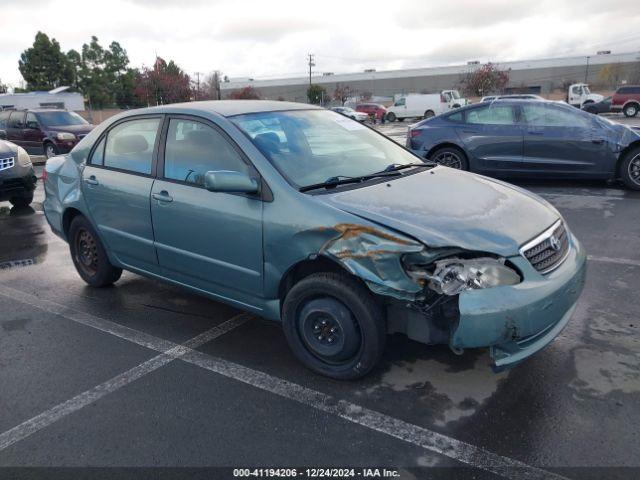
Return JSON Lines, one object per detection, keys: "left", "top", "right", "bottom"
{"left": 330, "top": 106, "right": 369, "bottom": 122}
{"left": 481, "top": 94, "right": 543, "bottom": 102}
{"left": 582, "top": 96, "right": 612, "bottom": 115}
{"left": 610, "top": 85, "right": 640, "bottom": 117}
{"left": 407, "top": 99, "right": 640, "bottom": 190}
{"left": 44, "top": 100, "right": 586, "bottom": 379}
{"left": 355, "top": 103, "right": 387, "bottom": 120}
{"left": 0, "top": 138, "right": 36, "bottom": 207}
{"left": 567, "top": 83, "right": 603, "bottom": 108}
{"left": 0, "top": 109, "right": 95, "bottom": 158}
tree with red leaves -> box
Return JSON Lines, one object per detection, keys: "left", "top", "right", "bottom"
{"left": 461, "top": 63, "right": 510, "bottom": 97}
{"left": 134, "top": 57, "right": 191, "bottom": 106}
{"left": 228, "top": 86, "right": 261, "bottom": 100}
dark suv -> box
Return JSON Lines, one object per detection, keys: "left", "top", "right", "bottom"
{"left": 0, "top": 109, "right": 95, "bottom": 158}
{"left": 611, "top": 85, "right": 640, "bottom": 117}
{"left": 0, "top": 139, "right": 37, "bottom": 207}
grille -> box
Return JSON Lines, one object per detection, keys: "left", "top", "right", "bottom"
{"left": 521, "top": 221, "right": 569, "bottom": 274}
{"left": 0, "top": 157, "right": 15, "bottom": 171}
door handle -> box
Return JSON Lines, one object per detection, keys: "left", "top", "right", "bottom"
{"left": 591, "top": 139, "right": 605, "bottom": 144}
{"left": 462, "top": 129, "right": 478, "bottom": 134}
{"left": 527, "top": 131, "right": 544, "bottom": 136}
{"left": 84, "top": 175, "right": 99, "bottom": 186}
{"left": 152, "top": 191, "right": 173, "bottom": 203}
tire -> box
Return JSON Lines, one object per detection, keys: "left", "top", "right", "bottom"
{"left": 68, "top": 215, "right": 122, "bottom": 287}
{"left": 282, "top": 272, "right": 386, "bottom": 380}
{"left": 429, "top": 146, "right": 469, "bottom": 170}
{"left": 10, "top": 192, "right": 34, "bottom": 207}
{"left": 623, "top": 103, "right": 639, "bottom": 118}
{"left": 386, "top": 112, "right": 397, "bottom": 122}
{"left": 423, "top": 110, "right": 435, "bottom": 119}
{"left": 452, "top": 104, "right": 461, "bottom": 109}
{"left": 44, "top": 142, "right": 58, "bottom": 159}
{"left": 397, "top": 117, "right": 404, "bottom": 122}
{"left": 619, "top": 147, "right": 640, "bottom": 191}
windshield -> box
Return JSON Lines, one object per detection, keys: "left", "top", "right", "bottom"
{"left": 232, "top": 110, "right": 418, "bottom": 189}
{"left": 450, "top": 90, "right": 461, "bottom": 99}
{"left": 36, "top": 111, "right": 88, "bottom": 127}
{"left": 583, "top": 86, "right": 591, "bottom": 95}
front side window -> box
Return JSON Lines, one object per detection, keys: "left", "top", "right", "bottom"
{"left": 26, "top": 112, "right": 38, "bottom": 129}
{"left": 0, "top": 111, "right": 9, "bottom": 129}
{"left": 571, "top": 86, "right": 582, "bottom": 95}
{"left": 522, "top": 104, "right": 590, "bottom": 128}
{"left": 164, "top": 118, "right": 249, "bottom": 186}
{"left": 232, "top": 109, "right": 417, "bottom": 189}
{"left": 394, "top": 98, "right": 406, "bottom": 107}
{"left": 466, "top": 105, "right": 515, "bottom": 125}
{"left": 103, "top": 118, "right": 160, "bottom": 174}
{"left": 36, "top": 111, "right": 88, "bottom": 127}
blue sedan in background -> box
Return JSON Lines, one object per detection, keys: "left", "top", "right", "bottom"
{"left": 407, "top": 99, "right": 640, "bottom": 190}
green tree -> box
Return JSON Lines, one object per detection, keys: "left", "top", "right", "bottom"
{"left": 18, "top": 32, "right": 74, "bottom": 90}
{"left": 307, "top": 84, "right": 327, "bottom": 104}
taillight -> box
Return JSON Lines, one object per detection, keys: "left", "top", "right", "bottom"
{"left": 410, "top": 129, "right": 421, "bottom": 138}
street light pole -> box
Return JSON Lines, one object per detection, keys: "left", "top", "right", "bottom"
{"left": 584, "top": 56, "right": 590, "bottom": 83}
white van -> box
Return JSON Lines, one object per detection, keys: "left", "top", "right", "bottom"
{"left": 386, "top": 91, "right": 467, "bottom": 122}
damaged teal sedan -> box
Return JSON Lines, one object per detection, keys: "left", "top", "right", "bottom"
{"left": 43, "top": 101, "right": 586, "bottom": 379}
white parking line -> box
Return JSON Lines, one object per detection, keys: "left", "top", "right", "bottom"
{"left": 0, "top": 285, "right": 568, "bottom": 480}
{"left": 588, "top": 255, "right": 640, "bottom": 268}
{"left": 0, "top": 310, "right": 249, "bottom": 452}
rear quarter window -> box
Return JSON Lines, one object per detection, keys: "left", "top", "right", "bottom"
{"left": 445, "top": 111, "right": 464, "bottom": 122}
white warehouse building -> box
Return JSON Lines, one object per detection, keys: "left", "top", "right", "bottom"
{"left": 0, "top": 87, "right": 85, "bottom": 111}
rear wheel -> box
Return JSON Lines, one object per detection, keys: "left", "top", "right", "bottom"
{"left": 624, "top": 103, "right": 639, "bottom": 118}
{"left": 9, "top": 192, "right": 34, "bottom": 207}
{"left": 430, "top": 146, "right": 469, "bottom": 170}
{"left": 386, "top": 112, "right": 397, "bottom": 122}
{"left": 68, "top": 215, "right": 122, "bottom": 287}
{"left": 282, "top": 272, "right": 386, "bottom": 380}
{"left": 423, "top": 110, "right": 435, "bottom": 119}
{"left": 620, "top": 147, "right": 640, "bottom": 191}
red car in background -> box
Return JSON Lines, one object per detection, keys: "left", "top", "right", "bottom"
{"left": 355, "top": 103, "right": 387, "bottom": 120}
{"left": 611, "top": 85, "right": 640, "bottom": 117}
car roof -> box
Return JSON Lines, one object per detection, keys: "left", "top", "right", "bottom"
{"left": 126, "top": 100, "right": 321, "bottom": 118}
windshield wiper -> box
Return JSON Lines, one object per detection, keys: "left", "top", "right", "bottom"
{"left": 380, "top": 162, "right": 435, "bottom": 173}
{"left": 299, "top": 171, "right": 402, "bottom": 192}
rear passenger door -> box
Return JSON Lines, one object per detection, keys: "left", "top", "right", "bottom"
{"left": 456, "top": 104, "right": 523, "bottom": 172}
{"left": 150, "top": 116, "right": 263, "bottom": 305}
{"left": 82, "top": 116, "right": 162, "bottom": 272}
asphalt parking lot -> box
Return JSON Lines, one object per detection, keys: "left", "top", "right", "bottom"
{"left": 1, "top": 117, "right": 640, "bottom": 478}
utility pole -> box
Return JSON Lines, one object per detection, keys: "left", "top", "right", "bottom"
{"left": 194, "top": 71, "right": 203, "bottom": 100}
{"left": 307, "top": 53, "right": 315, "bottom": 88}
{"left": 584, "top": 56, "right": 590, "bottom": 83}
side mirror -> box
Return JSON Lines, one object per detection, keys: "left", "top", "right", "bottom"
{"left": 0, "top": 130, "right": 6, "bottom": 140}
{"left": 204, "top": 170, "right": 259, "bottom": 194}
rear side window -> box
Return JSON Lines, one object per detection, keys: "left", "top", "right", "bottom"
{"left": 466, "top": 105, "right": 515, "bottom": 125}
{"left": 0, "top": 111, "right": 9, "bottom": 129}
{"left": 90, "top": 137, "right": 106, "bottom": 165}
{"left": 103, "top": 118, "right": 160, "bottom": 174}
{"left": 163, "top": 118, "right": 249, "bottom": 186}
{"left": 9, "top": 111, "right": 25, "bottom": 129}
{"left": 446, "top": 111, "right": 464, "bottom": 122}
{"left": 522, "top": 104, "right": 590, "bottom": 128}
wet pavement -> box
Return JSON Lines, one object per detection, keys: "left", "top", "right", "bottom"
{"left": 0, "top": 164, "right": 639, "bottom": 479}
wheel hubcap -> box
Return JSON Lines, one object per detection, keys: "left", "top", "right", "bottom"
{"left": 46, "top": 146, "right": 55, "bottom": 158}
{"left": 298, "top": 297, "right": 360, "bottom": 363}
{"left": 433, "top": 151, "right": 462, "bottom": 169}
{"left": 629, "top": 154, "right": 640, "bottom": 186}
{"left": 75, "top": 229, "right": 98, "bottom": 276}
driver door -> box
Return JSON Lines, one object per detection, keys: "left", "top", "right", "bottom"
{"left": 150, "top": 116, "right": 264, "bottom": 303}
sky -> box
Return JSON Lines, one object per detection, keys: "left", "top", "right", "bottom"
{"left": 1, "top": 0, "right": 639, "bottom": 89}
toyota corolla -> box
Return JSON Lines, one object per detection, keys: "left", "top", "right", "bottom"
{"left": 43, "top": 101, "right": 586, "bottom": 379}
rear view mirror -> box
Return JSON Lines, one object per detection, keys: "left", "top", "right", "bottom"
{"left": 0, "top": 130, "right": 6, "bottom": 140}
{"left": 204, "top": 170, "right": 259, "bottom": 194}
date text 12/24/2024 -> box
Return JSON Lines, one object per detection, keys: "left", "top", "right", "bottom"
{"left": 233, "top": 468, "right": 400, "bottom": 478}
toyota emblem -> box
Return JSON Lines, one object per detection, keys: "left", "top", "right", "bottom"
{"left": 549, "top": 235, "right": 561, "bottom": 252}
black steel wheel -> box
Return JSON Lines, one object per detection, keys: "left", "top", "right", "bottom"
{"left": 282, "top": 272, "right": 386, "bottom": 380}
{"left": 68, "top": 215, "right": 122, "bottom": 287}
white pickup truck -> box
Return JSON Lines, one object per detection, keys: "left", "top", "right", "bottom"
{"left": 567, "top": 83, "right": 603, "bottom": 108}
{"left": 386, "top": 90, "right": 467, "bottom": 122}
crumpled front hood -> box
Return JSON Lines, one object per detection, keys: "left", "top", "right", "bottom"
{"left": 320, "top": 167, "right": 559, "bottom": 257}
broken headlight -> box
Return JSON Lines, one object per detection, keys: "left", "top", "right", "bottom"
{"left": 405, "top": 257, "right": 521, "bottom": 296}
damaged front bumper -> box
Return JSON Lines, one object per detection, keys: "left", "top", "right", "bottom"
{"left": 452, "top": 231, "right": 587, "bottom": 371}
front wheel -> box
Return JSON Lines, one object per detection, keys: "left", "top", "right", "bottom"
{"left": 69, "top": 215, "right": 122, "bottom": 287}
{"left": 624, "top": 103, "right": 639, "bottom": 117}
{"left": 282, "top": 272, "right": 386, "bottom": 380}
{"left": 44, "top": 143, "right": 58, "bottom": 159}
{"left": 620, "top": 147, "right": 640, "bottom": 191}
